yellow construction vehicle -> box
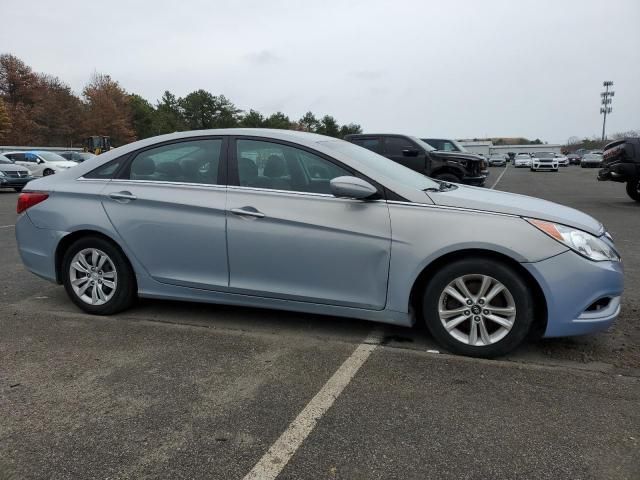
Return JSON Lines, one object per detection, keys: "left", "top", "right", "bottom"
{"left": 84, "top": 136, "right": 111, "bottom": 155}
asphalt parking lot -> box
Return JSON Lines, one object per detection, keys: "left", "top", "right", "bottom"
{"left": 1, "top": 166, "right": 639, "bottom": 479}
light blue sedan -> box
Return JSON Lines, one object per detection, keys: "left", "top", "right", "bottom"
{"left": 15, "top": 129, "right": 623, "bottom": 357}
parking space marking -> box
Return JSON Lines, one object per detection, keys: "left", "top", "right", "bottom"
{"left": 243, "top": 329, "right": 382, "bottom": 480}
{"left": 490, "top": 163, "right": 509, "bottom": 190}
{"left": 0, "top": 224, "right": 15, "bottom": 228}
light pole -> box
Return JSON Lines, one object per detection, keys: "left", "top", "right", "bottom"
{"left": 600, "top": 81, "right": 614, "bottom": 141}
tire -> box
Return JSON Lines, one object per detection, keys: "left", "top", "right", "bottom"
{"left": 530, "top": 168, "right": 535, "bottom": 172}
{"left": 43, "top": 168, "right": 54, "bottom": 176}
{"left": 422, "top": 257, "right": 535, "bottom": 358}
{"left": 62, "top": 235, "right": 136, "bottom": 315}
{"left": 434, "top": 173, "right": 460, "bottom": 183}
{"left": 14, "top": 187, "right": 23, "bottom": 192}
{"left": 626, "top": 179, "right": 640, "bottom": 202}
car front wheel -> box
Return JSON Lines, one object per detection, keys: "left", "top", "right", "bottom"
{"left": 62, "top": 236, "right": 136, "bottom": 315}
{"left": 422, "top": 258, "right": 534, "bottom": 357}
{"left": 626, "top": 179, "right": 640, "bottom": 202}
{"left": 43, "top": 168, "right": 55, "bottom": 176}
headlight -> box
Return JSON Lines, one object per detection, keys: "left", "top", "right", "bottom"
{"left": 527, "top": 219, "right": 620, "bottom": 262}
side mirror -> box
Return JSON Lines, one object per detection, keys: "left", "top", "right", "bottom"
{"left": 37, "top": 158, "right": 44, "bottom": 164}
{"left": 330, "top": 176, "right": 377, "bottom": 200}
{"left": 402, "top": 149, "right": 419, "bottom": 157}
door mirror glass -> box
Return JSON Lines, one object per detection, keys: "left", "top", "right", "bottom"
{"left": 402, "top": 149, "right": 419, "bottom": 157}
{"left": 330, "top": 176, "right": 377, "bottom": 199}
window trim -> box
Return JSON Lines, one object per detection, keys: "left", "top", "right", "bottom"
{"left": 106, "top": 136, "right": 229, "bottom": 185}
{"left": 228, "top": 135, "right": 386, "bottom": 199}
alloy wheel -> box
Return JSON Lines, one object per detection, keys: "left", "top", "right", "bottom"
{"left": 438, "top": 274, "right": 516, "bottom": 347}
{"left": 69, "top": 248, "right": 118, "bottom": 305}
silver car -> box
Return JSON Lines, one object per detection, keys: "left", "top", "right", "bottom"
{"left": 15, "top": 129, "right": 623, "bottom": 357}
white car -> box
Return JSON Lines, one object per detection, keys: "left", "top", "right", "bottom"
{"left": 581, "top": 153, "right": 603, "bottom": 168}
{"left": 513, "top": 153, "right": 531, "bottom": 168}
{"left": 3, "top": 151, "right": 78, "bottom": 177}
{"left": 555, "top": 153, "right": 569, "bottom": 167}
{"left": 531, "top": 152, "right": 559, "bottom": 172}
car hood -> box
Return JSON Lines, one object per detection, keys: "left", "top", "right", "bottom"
{"left": 426, "top": 185, "right": 603, "bottom": 235}
{"left": 430, "top": 151, "right": 484, "bottom": 163}
{"left": 0, "top": 163, "right": 30, "bottom": 172}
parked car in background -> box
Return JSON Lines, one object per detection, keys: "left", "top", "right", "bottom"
{"left": 555, "top": 153, "right": 569, "bottom": 167}
{"left": 346, "top": 134, "right": 488, "bottom": 185}
{"left": 3, "top": 151, "right": 78, "bottom": 177}
{"left": 531, "top": 152, "right": 559, "bottom": 172}
{"left": 15, "top": 129, "right": 623, "bottom": 358}
{"left": 581, "top": 153, "right": 603, "bottom": 168}
{"left": 0, "top": 154, "right": 34, "bottom": 192}
{"left": 59, "top": 151, "right": 96, "bottom": 163}
{"left": 598, "top": 137, "right": 640, "bottom": 202}
{"left": 567, "top": 153, "right": 582, "bottom": 165}
{"left": 514, "top": 153, "right": 532, "bottom": 168}
{"left": 488, "top": 154, "right": 507, "bottom": 167}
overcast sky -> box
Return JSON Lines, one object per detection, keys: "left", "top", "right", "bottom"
{"left": 2, "top": 0, "right": 639, "bottom": 143}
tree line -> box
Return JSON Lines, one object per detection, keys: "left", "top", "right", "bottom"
{"left": 0, "top": 54, "right": 362, "bottom": 148}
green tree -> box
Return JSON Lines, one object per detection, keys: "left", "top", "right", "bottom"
{"left": 316, "top": 115, "right": 340, "bottom": 137}
{"left": 338, "top": 123, "right": 362, "bottom": 138}
{"left": 129, "top": 94, "right": 156, "bottom": 139}
{"left": 239, "top": 109, "right": 265, "bottom": 127}
{"left": 154, "top": 91, "right": 185, "bottom": 134}
{"left": 179, "top": 90, "right": 241, "bottom": 130}
{"left": 263, "top": 112, "right": 291, "bottom": 129}
{"left": 298, "top": 111, "right": 319, "bottom": 132}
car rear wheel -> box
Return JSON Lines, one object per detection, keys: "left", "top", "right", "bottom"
{"left": 434, "top": 173, "right": 460, "bottom": 183}
{"left": 626, "top": 179, "right": 640, "bottom": 202}
{"left": 62, "top": 236, "right": 136, "bottom": 315}
{"left": 422, "top": 258, "right": 534, "bottom": 358}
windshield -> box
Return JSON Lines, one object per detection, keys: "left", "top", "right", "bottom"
{"left": 584, "top": 154, "right": 602, "bottom": 160}
{"left": 421, "top": 138, "right": 463, "bottom": 152}
{"left": 535, "top": 152, "right": 555, "bottom": 158}
{"left": 38, "top": 152, "right": 69, "bottom": 162}
{"left": 516, "top": 154, "right": 530, "bottom": 158}
{"left": 319, "top": 140, "right": 440, "bottom": 191}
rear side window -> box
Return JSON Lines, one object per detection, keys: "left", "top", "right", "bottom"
{"left": 351, "top": 137, "right": 381, "bottom": 153}
{"left": 126, "top": 139, "right": 223, "bottom": 184}
{"left": 384, "top": 137, "right": 416, "bottom": 156}
{"left": 84, "top": 158, "right": 125, "bottom": 179}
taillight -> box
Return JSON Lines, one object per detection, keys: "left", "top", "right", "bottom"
{"left": 17, "top": 192, "right": 49, "bottom": 214}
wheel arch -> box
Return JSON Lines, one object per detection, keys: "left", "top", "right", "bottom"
{"left": 430, "top": 166, "right": 464, "bottom": 180}
{"left": 54, "top": 229, "right": 136, "bottom": 289}
{"left": 408, "top": 248, "right": 548, "bottom": 338}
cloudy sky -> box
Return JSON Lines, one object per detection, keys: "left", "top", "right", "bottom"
{"left": 2, "top": 0, "right": 639, "bottom": 143}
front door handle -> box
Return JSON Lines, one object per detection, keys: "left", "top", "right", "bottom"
{"left": 109, "top": 191, "right": 137, "bottom": 202}
{"left": 229, "top": 207, "right": 265, "bottom": 218}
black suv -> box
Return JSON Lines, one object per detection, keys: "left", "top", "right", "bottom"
{"left": 598, "top": 137, "right": 640, "bottom": 202}
{"left": 344, "top": 134, "right": 488, "bottom": 186}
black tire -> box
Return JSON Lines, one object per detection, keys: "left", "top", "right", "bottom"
{"left": 62, "top": 235, "right": 136, "bottom": 315}
{"left": 422, "top": 257, "right": 535, "bottom": 358}
{"left": 43, "top": 168, "right": 54, "bottom": 176}
{"left": 530, "top": 168, "right": 535, "bottom": 172}
{"left": 434, "top": 173, "right": 460, "bottom": 183}
{"left": 626, "top": 179, "right": 640, "bottom": 202}
{"left": 14, "top": 187, "right": 23, "bottom": 192}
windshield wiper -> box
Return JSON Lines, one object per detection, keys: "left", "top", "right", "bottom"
{"left": 424, "top": 181, "right": 456, "bottom": 192}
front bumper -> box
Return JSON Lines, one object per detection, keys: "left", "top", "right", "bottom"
{"left": 598, "top": 163, "right": 638, "bottom": 182}
{"left": 532, "top": 162, "right": 558, "bottom": 170}
{"left": 0, "top": 176, "right": 34, "bottom": 188}
{"left": 522, "top": 250, "right": 624, "bottom": 337}
{"left": 462, "top": 173, "right": 488, "bottom": 187}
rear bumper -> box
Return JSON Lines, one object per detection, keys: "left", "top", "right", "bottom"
{"left": 598, "top": 163, "right": 638, "bottom": 182}
{"left": 15, "top": 213, "right": 63, "bottom": 283}
{"left": 522, "top": 250, "right": 624, "bottom": 337}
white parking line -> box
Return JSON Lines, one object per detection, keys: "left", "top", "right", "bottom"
{"left": 0, "top": 224, "right": 15, "bottom": 229}
{"left": 243, "top": 329, "right": 382, "bottom": 480}
{"left": 490, "top": 163, "right": 509, "bottom": 190}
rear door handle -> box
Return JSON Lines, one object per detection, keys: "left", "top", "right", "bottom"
{"left": 229, "top": 207, "right": 265, "bottom": 218}
{"left": 109, "top": 191, "right": 137, "bottom": 201}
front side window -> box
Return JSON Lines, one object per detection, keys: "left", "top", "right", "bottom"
{"left": 127, "top": 139, "right": 222, "bottom": 184}
{"left": 236, "top": 139, "right": 350, "bottom": 194}
{"left": 352, "top": 137, "right": 381, "bottom": 153}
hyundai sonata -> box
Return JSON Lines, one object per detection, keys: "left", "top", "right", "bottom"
{"left": 15, "top": 129, "right": 623, "bottom": 357}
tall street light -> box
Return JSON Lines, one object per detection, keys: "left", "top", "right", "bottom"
{"left": 600, "top": 81, "right": 614, "bottom": 141}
